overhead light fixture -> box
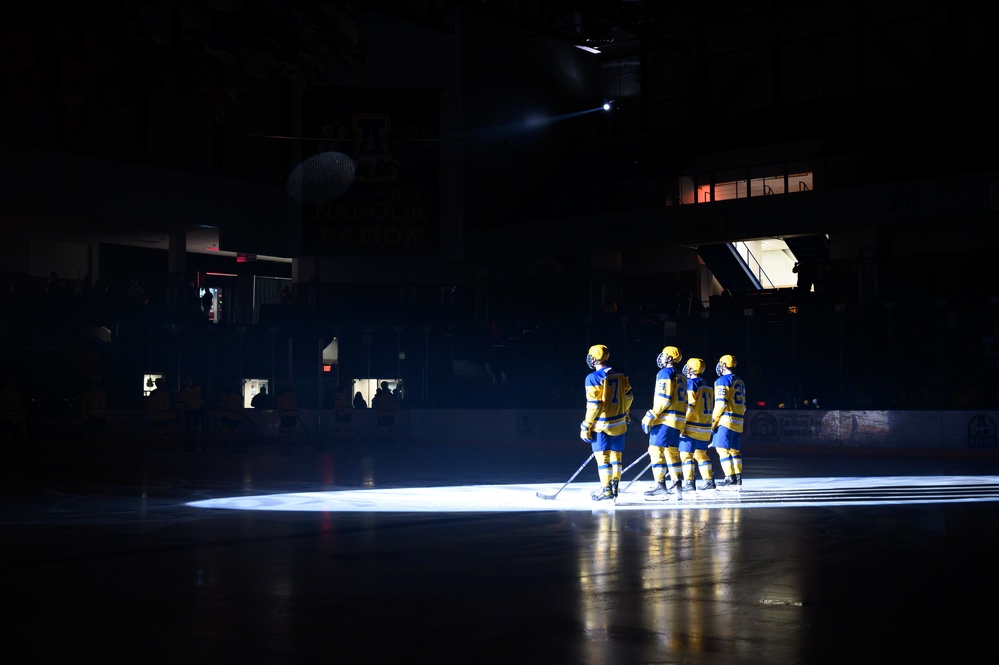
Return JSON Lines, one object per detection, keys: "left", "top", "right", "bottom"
{"left": 603, "top": 100, "right": 614, "bottom": 111}
{"left": 575, "top": 44, "right": 601, "bottom": 54}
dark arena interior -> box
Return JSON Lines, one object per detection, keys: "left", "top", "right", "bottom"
{"left": 2, "top": 2, "right": 998, "bottom": 663}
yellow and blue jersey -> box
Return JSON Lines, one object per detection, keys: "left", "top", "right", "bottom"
{"left": 648, "top": 366, "right": 686, "bottom": 430}
{"left": 583, "top": 366, "right": 634, "bottom": 436}
{"left": 712, "top": 373, "right": 746, "bottom": 433}
{"left": 682, "top": 376, "right": 714, "bottom": 442}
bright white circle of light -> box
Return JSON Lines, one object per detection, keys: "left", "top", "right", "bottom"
{"left": 186, "top": 476, "right": 999, "bottom": 513}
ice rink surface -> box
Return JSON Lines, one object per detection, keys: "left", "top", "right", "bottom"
{"left": 189, "top": 475, "right": 999, "bottom": 512}
{"left": 4, "top": 435, "right": 999, "bottom": 664}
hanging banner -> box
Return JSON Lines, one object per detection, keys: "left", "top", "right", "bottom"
{"left": 299, "top": 87, "right": 439, "bottom": 257}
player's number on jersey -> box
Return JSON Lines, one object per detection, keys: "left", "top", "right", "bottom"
{"left": 607, "top": 377, "right": 620, "bottom": 404}
{"left": 733, "top": 381, "right": 746, "bottom": 407}
{"left": 699, "top": 388, "right": 714, "bottom": 416}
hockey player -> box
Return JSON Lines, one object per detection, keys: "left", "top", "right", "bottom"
{"left": 678, "top": 358, "right": 716, "bottom": 492}
{"left": 712, "top": 354, "right": 746, "bottom": 488}
{"left": 579, "top": 344, "right": 634, "bottom": 501}
{"left": 641, "top": 346, "right": 686, "bottom": 498}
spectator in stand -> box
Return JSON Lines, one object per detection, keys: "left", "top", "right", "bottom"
{"left": 250, "top": 385, "right": 270, "bottom": 409}
{"left": 372, "top": 381, "right": 397, "bottom": 440}
{"left": 200, "top": 289, "right": 214, "bottom": 319}
{"left": 792, "top": 261, "right": 815, "bottom": 294}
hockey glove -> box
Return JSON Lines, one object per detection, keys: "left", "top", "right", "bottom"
{"left": 641, "top": 409, "right": 655, "bottom": 434}
{"left": 580, "top": 421, "right": 595, "bottom": 444}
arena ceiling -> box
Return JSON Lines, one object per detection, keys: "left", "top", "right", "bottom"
{"left": 375, "top": 0, "right": 694, "bottom": 59}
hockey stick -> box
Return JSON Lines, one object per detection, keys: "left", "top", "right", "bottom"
{"left": 619, "top": 450, "right": 650, "bottom": 477}
{"left": 617, "top": 460, "right": 654, "bottom": 497}
{"left": 536, "top": 452, "right": 596, "bottom": 500}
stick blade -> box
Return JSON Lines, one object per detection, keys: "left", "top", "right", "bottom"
{"left": 535, "top": 491, "right": 558, "bottom": 500}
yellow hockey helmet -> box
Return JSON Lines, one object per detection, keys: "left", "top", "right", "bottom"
{"left": 586, "top": 344, "right": 610, "bottom": 369}
{"left": 657, "top": 345, "right": 682, "bottom": 369}
{"left": 716, "top": 354, "right": 737, "bottom": 376}
{"left": 683, "top": 358, "right": 706, "bottom": 378}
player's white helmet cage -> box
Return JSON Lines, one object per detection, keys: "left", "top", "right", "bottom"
{"left": 657, "top": 346, "right": 682, "bottom": 369}
{"left": 587, "top": 344, "right": 610, "bottom": 369}
{"left": 716, "top": 354, "right": 737, "bottom": 377}
{"left": 683, "top": 358, "right": 706, "bottom": 378}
